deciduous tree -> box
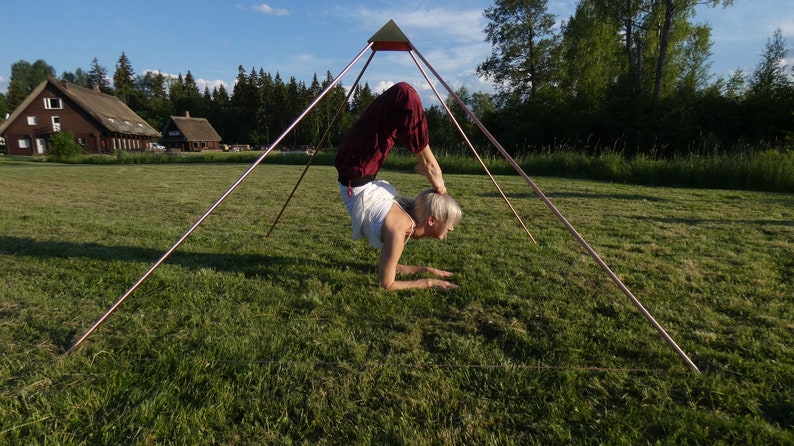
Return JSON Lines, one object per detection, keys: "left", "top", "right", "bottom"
{"left": 652, "top": 0, "right": 733, "bottom": 103}
{"left": 7, "top": 59, "right": 56, "bottom": 109}
{"left": 61, "top": 68, "right": 91, "bottom": 88}
{"left": 478, "top": 0, "right": 558, "bottom": 100}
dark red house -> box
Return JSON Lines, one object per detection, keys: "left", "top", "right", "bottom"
{"left": 160, "top": 112, "right": 222, "bottom": 152}
{"left": 0, "top": 77, "right": 159, "bottom": 156}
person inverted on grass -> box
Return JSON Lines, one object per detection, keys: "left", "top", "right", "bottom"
{"left": 335, "top": 82, "right": 462, "bottom": 291}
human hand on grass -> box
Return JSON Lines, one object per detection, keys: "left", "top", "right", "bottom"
{"left": 424, "top": 267, "right": 454, "bottom": 278}
{"left": 427, "top": 279, "right": 460, "bottom": 290}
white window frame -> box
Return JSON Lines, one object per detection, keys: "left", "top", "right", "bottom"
{"left": 27, "top": 116, "right": 38, "bottom": 125}
{"left": 52, "top": 116, "right": 61, "bottom": 132}
{"left": 18, "top": 137, "right": 31, "bottom": 149}
{"left": 44, "top": 97, "right": 63, "bottom": 109}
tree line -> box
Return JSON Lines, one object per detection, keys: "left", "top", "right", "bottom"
{"left": 2, "top": 0, "right": 793, "bottom": 158}
{"left": 0, "top": 53, "right": 378, "bottom": 149}
{"left": 469, "top": 0, "right": 794, "bottom": 158}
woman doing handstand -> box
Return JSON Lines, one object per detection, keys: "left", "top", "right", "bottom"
{"left": 335, "top": 82, "right": 462, "bottom": 290}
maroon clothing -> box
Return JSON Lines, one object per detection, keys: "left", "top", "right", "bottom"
{"left": 335, "top": 82, "right": 429, "bottom": 184}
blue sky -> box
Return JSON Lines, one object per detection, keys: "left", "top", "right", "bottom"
{"left": 1, "top": 0, "right": 792, "bottom": 106}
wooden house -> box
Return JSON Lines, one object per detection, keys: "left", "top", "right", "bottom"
{"left": 160, "top": 112, "right": 222, "bottom": 152}
{"left": 0, "top": 77, "right": 159, "bottom": 156}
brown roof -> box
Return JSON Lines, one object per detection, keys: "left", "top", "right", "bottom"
{"left": 0, "top": 77, "right": 159, "bottom": 137}
{"left": 165, "top": 116, "right": 222, "bottom": 141}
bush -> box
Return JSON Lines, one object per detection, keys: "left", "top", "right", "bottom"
{"left": 48, "top": 131, "right": 82, "bottom": 161}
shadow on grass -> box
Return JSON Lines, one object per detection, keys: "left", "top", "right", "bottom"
{"left": 626, "top": 215, "right": 794, "bottom": 227}
{"left": 0, "top": 235, "right": 373, "bottom": 279}
{"left": 2, "top": 235, "right": 376, "bottom": 353}
{"left": 479, "top": 190, "right": 670, "bottom": 202}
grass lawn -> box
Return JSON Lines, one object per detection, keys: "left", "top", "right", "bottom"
{"left": 1, "top": 161, "right": 792, "bottom": 444}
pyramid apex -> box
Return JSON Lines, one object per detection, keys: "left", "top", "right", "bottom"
{"left": 368, "top": 20, "right": 412, "bottom": 51}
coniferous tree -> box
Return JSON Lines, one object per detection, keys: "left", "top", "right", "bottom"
{"left": 285, "top": 76, "right": 304, "bottom": 146}
{"left": 319, "top": 71, "right": 348, "bottom": 145}
{"left": 113, "top": 52, "right": 137, "bottom": 105}
{"left": 306, "top": 74, "right": 323, "bottom": 145}
{"left": 257, "top": 70, "right": 274, "bottom": 145}
{"left": 87, "top": 57, "right": 112, "bottom": 93}
{"left": 209, "top": 84, "right": 230, "bottom": 141}
{"left": 136, "top": 70, "right": 170, "bottom": 130}
{"left": 351, "top": 82, "right": 375, "bottom": 117}
{"left": 271, "top": 72, "right": 288, "bottom": 143}
{"left": 181, "top": 71, "right": 205, "bottom": 116}
{"left": 229, "top": 66, "right": 258, "bottom": 143}
{"left": 168, "top": 73, "right": 187, "bottom": 115}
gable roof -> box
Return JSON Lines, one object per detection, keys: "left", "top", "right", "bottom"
{"left": 165, "top": 116, "right": 222, "bottom": 141}
{"left": 0, "top": 77, "right": 159, "bottom": 137}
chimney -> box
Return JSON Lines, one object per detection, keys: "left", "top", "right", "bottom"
{"left": 185, "top": 111, "right": 190, "bottom": 118}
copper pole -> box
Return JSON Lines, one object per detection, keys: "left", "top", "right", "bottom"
{"left": 65, "top": 43, "right": 375, "bottom": 354}
{"left": 408, "top": 50, "right": 537, "bottom": 244}
{"left": 412, "top": 46, "right": 700, "bottom": 374}
{"left": 266, "top": 50, "right": 376, "bottom": 238}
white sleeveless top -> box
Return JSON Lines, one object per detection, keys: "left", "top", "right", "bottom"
{"left": 339, "top": 180, "right": 414, "bottom": 249}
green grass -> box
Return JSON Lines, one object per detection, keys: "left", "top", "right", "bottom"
{"left": 1, "top": 162, "right": 793, "bottom": 444}
{"left": 5, "top": 145, "right": 794, "bottom": 193}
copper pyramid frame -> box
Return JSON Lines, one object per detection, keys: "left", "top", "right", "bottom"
{"left": 66, "top": 21, "right": 700, "bottom": 374}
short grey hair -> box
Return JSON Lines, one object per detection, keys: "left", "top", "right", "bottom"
{"left": 398, "top": 190, "right": 462, "bottom": 226}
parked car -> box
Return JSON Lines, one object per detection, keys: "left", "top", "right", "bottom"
{"left": 148, "top": 142, "right": 166, "bottom": 151}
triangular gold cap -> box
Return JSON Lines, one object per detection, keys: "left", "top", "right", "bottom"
{"left": 368, "top": 20, "right": 413, "bottom": 51}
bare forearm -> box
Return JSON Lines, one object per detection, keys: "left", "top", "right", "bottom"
{"left": 380, "top": 264, "right": 458, "bottom": 290}
{"left": 380, "top": 277, "right": 458, "bottom": 291}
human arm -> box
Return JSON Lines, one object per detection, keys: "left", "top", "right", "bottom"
{"left": 413, "top": 146, "right": 447, "bottom": 195}
{"left": 396, "top": 264, "right": 455, "bottom": 278}
{"left": 377, "top": 206, "right": 458, "bottom": 290}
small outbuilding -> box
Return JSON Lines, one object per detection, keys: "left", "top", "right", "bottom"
{"left": 0, "top": 77, "right": 159, "bottom": 155}
{"left": 160, "top": 112, "right": 222, "bottom": 152}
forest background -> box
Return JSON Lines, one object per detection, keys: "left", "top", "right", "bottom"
{"left": 1, "top": 0, "right": 793, "bottom": 160}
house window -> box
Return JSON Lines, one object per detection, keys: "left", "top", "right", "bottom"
{"left": 44, "top": 98, "right": 63, "bottom": 109}
{"left": 18, "top": 137, "right": 31, "bottom": 149}
{"left": 52, "top": 116, "right": 61, "bottom": 131}
{"left": 27, "top": 116, "right": 38, "bottom": 125}
{"left": 77, "top": 138, "right": 86, "bottom": 145}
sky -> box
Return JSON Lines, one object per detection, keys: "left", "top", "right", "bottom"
{"left": 1, "top": 0, "right": 792, "bottom": 107}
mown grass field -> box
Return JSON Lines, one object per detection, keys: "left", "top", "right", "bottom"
{"left": 1, "top": 160, "right": 793, "bottom": 444}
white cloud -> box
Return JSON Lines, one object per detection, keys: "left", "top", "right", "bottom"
{"left": 143, "top": 69, "right": 231, "bottom": 95}
{"left": 330, "top": 4, "right": 496, "bottom": 101}
{"left": 196, "top": 77, "right": 230, "bottom": 93}
{"left": 250, "top": 4, "right": 290, "bottom": 16}
{"left": 343, "top": 5, "right": 486, "bottom": 44}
